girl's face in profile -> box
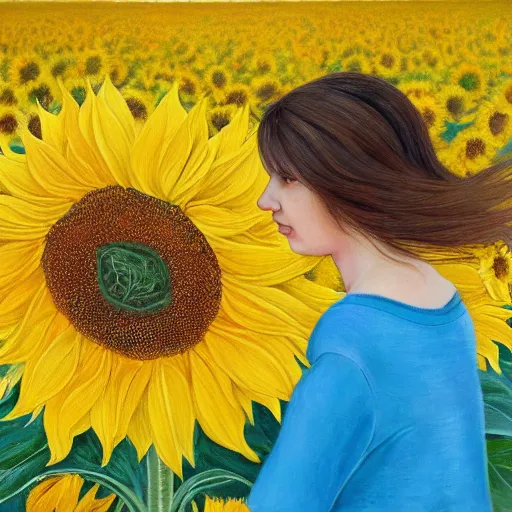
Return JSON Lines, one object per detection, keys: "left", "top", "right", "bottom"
{"left": 257, "top": 169, "right": 343, "bottom": 257}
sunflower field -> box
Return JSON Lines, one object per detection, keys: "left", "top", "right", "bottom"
{"left": 0, "top": 1, "right": 511, "bottom": 511}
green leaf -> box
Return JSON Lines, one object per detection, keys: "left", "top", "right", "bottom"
{"left": 487, "top": 439, "right": 512, "bottom": 512}
{"left": 479, "top": 370, "right": 512, "bottom": 437}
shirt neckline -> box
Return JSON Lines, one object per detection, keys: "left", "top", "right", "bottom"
{"left": 334, "top": 289, "right": 465, "bottom": 325}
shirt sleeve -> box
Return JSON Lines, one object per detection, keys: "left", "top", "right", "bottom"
{"left": 246, "top": 351, "right": 376, "bottom": 512}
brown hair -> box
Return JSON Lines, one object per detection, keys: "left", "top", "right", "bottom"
{"left": 256, "top": 71, "right": 512, "bottom": 270}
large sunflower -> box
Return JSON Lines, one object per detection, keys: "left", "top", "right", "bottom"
{"left": 0, "top": 75, "right": 340, "bottom": 479}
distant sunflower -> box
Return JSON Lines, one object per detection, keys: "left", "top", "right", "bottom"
{"left": 499, "top": 78, "right": 512, "bottom": 107}
{"left": 26, "top": 474, "right": 116, "bottom": 512}
{"left": 9, "top": 53, "right": 42, "bottom": 86}
{"left": 373, "top": 47, "right": 402, "bottom": 78}
{"left": 452, "top": 62, "right": 486, "bottom": 95}
{"left": 398, "top": 79, "right": 435, "bottom": 100}
{"left": 250, "top": 76, "right": 281, "bottom": 104}
{"left": 0, "top": 75, "right": 339, "bottom": 479}
{"left": 437, "top": 84, "right": 475, "bottom": 123}
{"left": 443, "top": 124, "right": 500, "bottom": 176}
{"left": 474, "top": 96, "right": 512, "bottom": 148}
{"left": 206, "top": 104, "right": 238, "bottom": 135}
{"left": 20, "top": 70, "right": 57, "bottom": 111}
{"left": 0, "top": 84, "right": 21, "bottom": 107}
{"left": 343, "top": 55, "right": 373, "bottom": 75}
{"left": 473, "top": 241, "right": 512, "bottom": 303}
{"left": 0, "top": 104, "right": 23, "bottom": 156}
{"left": 220, "top": 83, "right": 252, "bottom": 108}
{"left": 409, "top": 94, "right": 445, "bottom": 134}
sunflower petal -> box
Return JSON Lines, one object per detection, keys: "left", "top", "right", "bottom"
{"left": 91, "top": 87, "right": 133, "bottom": 189}
{"left": 189, "top": 345, "right": 260, "bottom": 464}
{"left": 159, "top": 355, "right": 196, "bottom": 467}
{"left": 159, "top": 96, "right": 209, "bottom": 201}
{"left": 75, "top": 482, "right": 116, "bottom": 512}
{"left": 0, "top": 266, "right": 46, "bottom": 325}
{"left": 130, "top": 81, "right": 187, "bottom": 200}
{"left": 26, "top": 475, "right": 82, "bottom": 512}
{"left": 78, "top": 79, "right": 122, "bottom": 186}
{"left": 205, "top": 321, "right": 294, "bottom": 400}
{"left": 127, "top": 389, "right": 152, "bottom": 462}
{"left": 0, "top": 278, "right": 54, "bottom": 364}
{"left": 221, "top": 275, "right": 313, "bottom": 339}
{"left": 186, "top": 204, "right": 264, "bottom": 238}
{"left": 210, "top": 234, "right": 320, "bottom": 286}
{"left": 21, "top": 126, "right": 96, "bottom": 201}
{"left": 110, "top": 356, "right": 152, "bottom": 448}
{"left": 56, "top": 78, "right": 113, "bottom": 187}
{"left": 90, "top": 354, "right": 148, "bottom": 467}
{"left": 3, "top": 321, "right": 80, "bottom": 419}
{"left": 0, "top": 240, "right": 44, "bottom": 290}
{"left": 185, "top": 133, "right": 267, "bottom": 212}
{"left": 97, "top": 74, "right": 136, "bottom": 145}
{"left": 147, "top": 359, "right": 184, "bottom": 478}
{"left": 0, "top": 153, "right": 52, "bottom": 200}
{"left": 36, "top": 98, "right": 66, "bottom": 156}
{"left": 0, "top": 194, "right": 71, "bottom": 241}
{"left": 44, "top": 340, "right": 112, "bottom": 465}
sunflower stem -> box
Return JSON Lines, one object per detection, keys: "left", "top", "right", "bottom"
{"left": 146, "top": 445, "right": 175, "bottom": 512}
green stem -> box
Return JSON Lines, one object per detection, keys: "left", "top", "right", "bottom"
{"left": 146, "top": 445, "right": 175, "bottom": 512}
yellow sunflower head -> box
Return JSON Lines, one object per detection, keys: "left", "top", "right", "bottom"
{"left": 0, "top": 74, "right": 339, "bottom": 481}
{"left": 192, "top": 496, "right": 250, "bottom": 512}
{"left": 26, "top": 474, "right": 116, "bottom": 512}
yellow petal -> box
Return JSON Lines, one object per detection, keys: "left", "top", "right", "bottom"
{"left": 159, "top": 96, "right": 210, "bottom": 201}
{"left": 189, "top": 344, "right": 260, "bottom": 464}
{"left": 90, "top": 85, "right": 133, "bottom": 189}
{"left": 78, "top": 79, "right": 121, "bottom": 186}
{"left": 0, "top": 193, "right": 72, "bottom": 242}
{"left": 97, "top": 74, "right": 136, "bottom": 146}
{"left": 26, "top": 474, "right": 82, "bottom": 512}
{"left": 113, "top": 358, "right": 153, "bottom": 448}
{"left": 74, "top": 482, "right": 116, "bottom": 512}
{"left": 0, "top": 240, "right": 44, "bottom": 291}
{"left": 210, "top": 234, "right": 320, "bottom": 286}
{"left": 55, "top": 78, "right": 113, "bottom": 188}
{"left": 147, "top": 358, "right": 184, "bottom": 479}
{"left": 21, "top": 125, "right": 97, "bottom": 201}
{"left": 90, "top": 354, "right": 146, "bottom": 467}
{"left": 186, "top": 204, "right": 265, "bottom": 238}
{"left": 130, "top": 81, "right": 187, "bottom": 200}
{"left": 0, "top": 278, "right": 54, "bottom": 364}
{"left": 220, "top": 275, "right": 313, "bottom": 339}
{"left": 36, "top": 98, "right": 66, "bottom": 156}
{"left": 44, "top": 340, "right": 112, "bottom": 465}
{"left": 0, "top": 153, "right": 53, "bottom": 201}
{"left": 205, "top": 321, "right": 294, "bottom": 400}
{"left": 276, "top": 274, "right": 343, "bottom": 315}
{"left": 159, "top": 355, "right": 196, "bottom": 467}
{"left": 127, "top": 389, "right": 153, "bottom": 463}
{"left": 0, "top": 266, "right": 46, "bottom": 326}
{"left": 185, "top": 133, "right": 267, "bottom": 212}
{"left": 231, "top": 384, "right": 255, "bottom": 425}
{"left": 3, "top": 320, "right": 80, "bottom": 420}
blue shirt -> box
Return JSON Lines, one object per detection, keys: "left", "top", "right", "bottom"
{"left": 247, "top": 290, "right": 493, "bottom": 511}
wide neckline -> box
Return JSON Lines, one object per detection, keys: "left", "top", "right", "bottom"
{"left": 335, "top": 289, "right": 464, "bottom": 325}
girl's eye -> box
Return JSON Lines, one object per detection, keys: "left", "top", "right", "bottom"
{"left": 282, "top": 176, "right": 296, "bottom": 185}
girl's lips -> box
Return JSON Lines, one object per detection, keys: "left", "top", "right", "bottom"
{"left": 277, "top": 223, "right": 293, "bottom": 236}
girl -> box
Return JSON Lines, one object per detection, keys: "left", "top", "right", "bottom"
{"left": 246, "top": 72, "right": 512, "bottom": 511}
